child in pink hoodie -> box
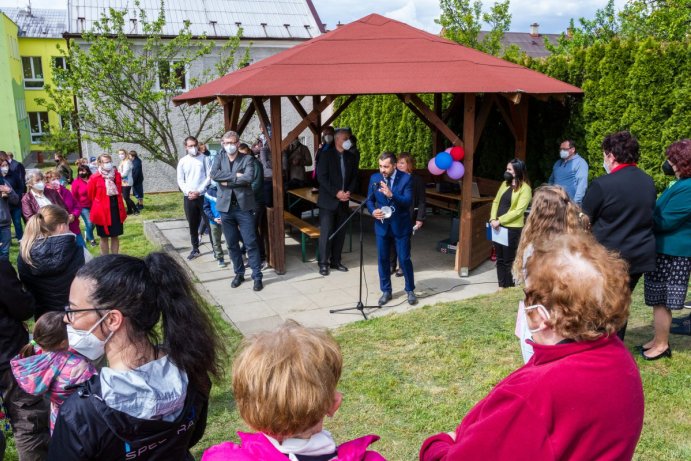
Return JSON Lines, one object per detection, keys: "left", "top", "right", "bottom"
{"left": 10, "top": 312, "right": 96, "bottom": 433}
{"left": 202, "top": 320, "right": 386, "bottom": 461}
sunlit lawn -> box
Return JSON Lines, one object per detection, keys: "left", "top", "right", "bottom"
{"left": 3, "top": 192, "right": 690, "bottom": 460}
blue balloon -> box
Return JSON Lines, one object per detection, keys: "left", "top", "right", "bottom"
{"left": 434, "top": 152, "right": 453, "bottom": 170}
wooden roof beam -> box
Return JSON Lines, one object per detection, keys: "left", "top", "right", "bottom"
{"left": 406, "top": 93, "right": 463, "bottom": 146}
{"left": 288, "top": 96, "right": 319, "bottom": 136}
{"left": 321, "top": 95, "right": 357, "bottom": 128}
{"left": 280, "top": 95, "right": 336, "bottom": 151}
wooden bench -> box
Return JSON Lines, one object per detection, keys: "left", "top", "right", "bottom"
{"left": 283, "top": 212, "right": 320, "bottom": 262}
{"left": 426, "top": 198, "right": 458, "bottom": 214}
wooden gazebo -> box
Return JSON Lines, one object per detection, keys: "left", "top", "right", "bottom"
{"left": 174, "top": 14, "right": 582, "bottom": 276}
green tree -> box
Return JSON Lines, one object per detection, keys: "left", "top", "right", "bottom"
{"left": 38, "top": 0, "right": 249, "bottom": 168}
{"left": 437, "top": 0, "right": 512, "bottom": 56}
{"left": 42, "top": 125, "right": 80, "bottom": 157}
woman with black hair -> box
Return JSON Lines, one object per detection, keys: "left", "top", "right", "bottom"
{"left": 582, "top": 131, "right": 656, "bottom": 340}
{"left": 48, "top": 252, "right": 223, "bottom": 461}
{"left": 489, "top": 158, "right": 532, "bottom": 288}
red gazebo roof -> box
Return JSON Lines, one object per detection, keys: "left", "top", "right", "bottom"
{"left": 175, "top": 14, "right": 581, "bottom": 104}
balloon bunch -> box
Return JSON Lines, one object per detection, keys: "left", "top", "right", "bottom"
{"left": 428, "top": 146, "right": 465, "bottom": 179}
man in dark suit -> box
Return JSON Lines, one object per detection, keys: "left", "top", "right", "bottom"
{"left": 211, "top": 130, "right": 263, "bottom": 291}
{"left": 366, "top": 152, "right": 417, "bottom": 306}
{"left": 317, "top": 129, "right": 358, "bottom": 276}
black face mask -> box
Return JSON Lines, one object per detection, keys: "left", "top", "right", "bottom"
{"left": 503, "top": 172, "right": 514, "bottom": 182}
{"left": 79, "top": 173, "right": 88, "bottom": 178}
{"left": 662, "top": 160, "right": 675, "bottom": 176}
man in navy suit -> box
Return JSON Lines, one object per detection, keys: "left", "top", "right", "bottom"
{"left": 367, "top": 152, "right": 417, "bottom": 306}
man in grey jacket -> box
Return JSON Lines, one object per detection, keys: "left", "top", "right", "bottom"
{"left": 210, "top": 131, "right": 263, "bottom": 291}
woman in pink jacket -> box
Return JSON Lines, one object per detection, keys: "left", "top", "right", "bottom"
{"left": 420, "top": 233, "right": 644, "bottom": 461}
{"left": 70, "top": 164, "right": 96, "bottom": 246}
{"left": 45, "top": 170, "right": 84, "bottom": 247}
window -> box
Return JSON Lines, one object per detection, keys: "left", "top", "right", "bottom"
{"left": 29, "top": 112, "right": 49, "bottom": 143}
{"left": 157, "top": 60, "right": 188, "bottom": 91}
{"left": 52, "top": 56, "right": 68, "bottom": 71}
{"left": 22, "top": 57, "right": 44, "bottom": 88}
{"left": 59, "top": 114, "right": 74, "bottom": 131}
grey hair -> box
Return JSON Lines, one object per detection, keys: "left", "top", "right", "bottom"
{"left": 25, "top": 169, "right": 43, "bottom": 186}
{"left": 222, "top": 131, "right": 239, "bottom": 141}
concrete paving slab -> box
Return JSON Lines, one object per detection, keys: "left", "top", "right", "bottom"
{"left": 147, "top": 213, "right": 499, "bottom": 336}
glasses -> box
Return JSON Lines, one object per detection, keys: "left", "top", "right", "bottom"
{"left": 64, "top": 306, "right": 107, "bottom": 323}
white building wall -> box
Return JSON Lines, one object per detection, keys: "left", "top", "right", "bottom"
{"left": 79, "top": 40, "right": 316, "bottom": 193}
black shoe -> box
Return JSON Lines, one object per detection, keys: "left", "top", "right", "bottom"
{"left": 187, "top": 249, "right": 201, "bottom": 260}
{"left": 642, "top": 347, "right": 672, "bottom": 361}
{"left": 378, "top": 292, "right": 392, "bottom": 306}
{"left": 319, "top": 265, "right": 330, "bottom": 276}
{"left": 407, "top": 290, "right": 418, "bottom": 305}
{"left": 395, "top": 268, "right": 404, "bottom": 277}
{"left": 638, "top": 344, "right": 652, "bottom": 352}
{"left": 231, "top": 275, "right": 245, "bottom": 288}
{"left": 253, "top": 280, "right": 263, "bottom": 291}
{"left": 330, "top": 263, "right": 348, "bottom": 272}
{"left": 670, "top": 317, "right": 691, "bottom": 336}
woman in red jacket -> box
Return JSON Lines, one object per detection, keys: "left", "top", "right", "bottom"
{"left": 420, "top": 233, "right": 644, "bottom": 461}
{"left": 88, "top": 154, "right": 126, "bottom": 255}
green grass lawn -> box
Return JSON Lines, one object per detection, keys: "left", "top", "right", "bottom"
{"left": 3, "top": 192, "right": 690, "bottom": 460}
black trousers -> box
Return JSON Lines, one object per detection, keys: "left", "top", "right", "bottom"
{"left": 494, "top": 227, "right": 522, "bottom": 288}
{"left": 318, "top": 203, "right": 349, "bottom": 266}
{"left": 122, "top": 186, "right": 137, "bottom": 214}
{"left": 616, "top": 272, "right": 643, "bottom": 341}
{"left": 183, "top": 196, "right": 206, "bottom": 250}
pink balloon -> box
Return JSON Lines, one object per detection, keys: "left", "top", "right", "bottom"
{"left": 447, "top": 161, "right": 465, "bottom": 180}
{"left": 445, "top": 147, "right": 452, "bottom": 154}
{"left": 428, "top": 158, "right": 445, "bottom": 175}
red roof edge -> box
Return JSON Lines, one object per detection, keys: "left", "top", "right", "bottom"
{"left": 305, "top": 0, "right": 326, "bottom": 33}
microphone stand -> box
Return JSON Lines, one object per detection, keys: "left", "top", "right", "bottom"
{"left": 329, "top": 184, "right": 381, "bottom": 320}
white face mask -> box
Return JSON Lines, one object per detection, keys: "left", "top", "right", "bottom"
{"left": 559, "top": 149, "right": 570, "bottom": 159}
{"left": 33, "top": 181, "right": 46, "bottom": 191}
{"left": 603, "top": 159, "right": 611, "bottom": 174}
{"left": 67, "top": 313, "right": 113, "bottom": 361}
{"left": 118, "top": 154, "right": 126, "bottom": 160}
{"left": 515, "top": 300, "right": 535, "bottom": 363}
{"left": 0, "top": 167, "right": 8, "bottom": 175}
{"left": 323, "top": 134, "right": 334, "bottom": 144}
{"left": 187, "top": 147, "right": 198, "bottom": 156}
{"left": 342, "top": 139, "right": 353, "bottom": 150}
{"left": 102, "top": 162, "right": 114, "bottom": 171}
{"left": 524, "top": 303, "right": 551, "bottom": 334}
{"left": 224, "top": 144, "right": 238, "bottom": 155}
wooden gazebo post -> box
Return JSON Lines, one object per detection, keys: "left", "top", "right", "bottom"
{"left": 268, "top": 97, "right": 286, "bottom": 274}
{"left": 457, "top": 93, "right": 476, "bottom": 276}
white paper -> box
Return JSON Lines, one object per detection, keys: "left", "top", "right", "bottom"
{"left": 491, "top": 226, "right": 509, "bottom": 246}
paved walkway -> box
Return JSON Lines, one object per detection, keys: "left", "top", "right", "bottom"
{"left": 145, "top": 213, "right": 498, "bottom": 335}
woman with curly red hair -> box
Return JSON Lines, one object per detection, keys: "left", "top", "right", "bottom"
{"left": 420, "top": 233, "right": 644, "bottom": 461}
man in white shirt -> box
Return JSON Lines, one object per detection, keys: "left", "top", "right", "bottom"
{"left": 176, "top": 136, "right": 209, "bottom": 260}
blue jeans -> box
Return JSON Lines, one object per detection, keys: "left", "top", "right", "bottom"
{"left": 10, "top": 207, "right": 23, "bottom": 240}
{"left": 0, "top": 225, "right": 11, "bottom": 262}
{"left": 75, "top": 233, "right": 86, "bottom": 248}
{"left": 220, "top": 206, "right": 262, "bottom": 281}
{"left": 80, "top": 207, "right": 95, "bottom": 242}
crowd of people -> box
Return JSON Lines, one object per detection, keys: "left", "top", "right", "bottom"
{"left": 0, "top": 131, "right": 688, "bottom": 460}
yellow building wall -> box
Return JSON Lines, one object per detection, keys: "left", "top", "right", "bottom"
{"left": 0, "top": 13, "right": 30, "bottom": 160}
{"left": 18, "top": 36, "right": 71, "bottom": 154}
